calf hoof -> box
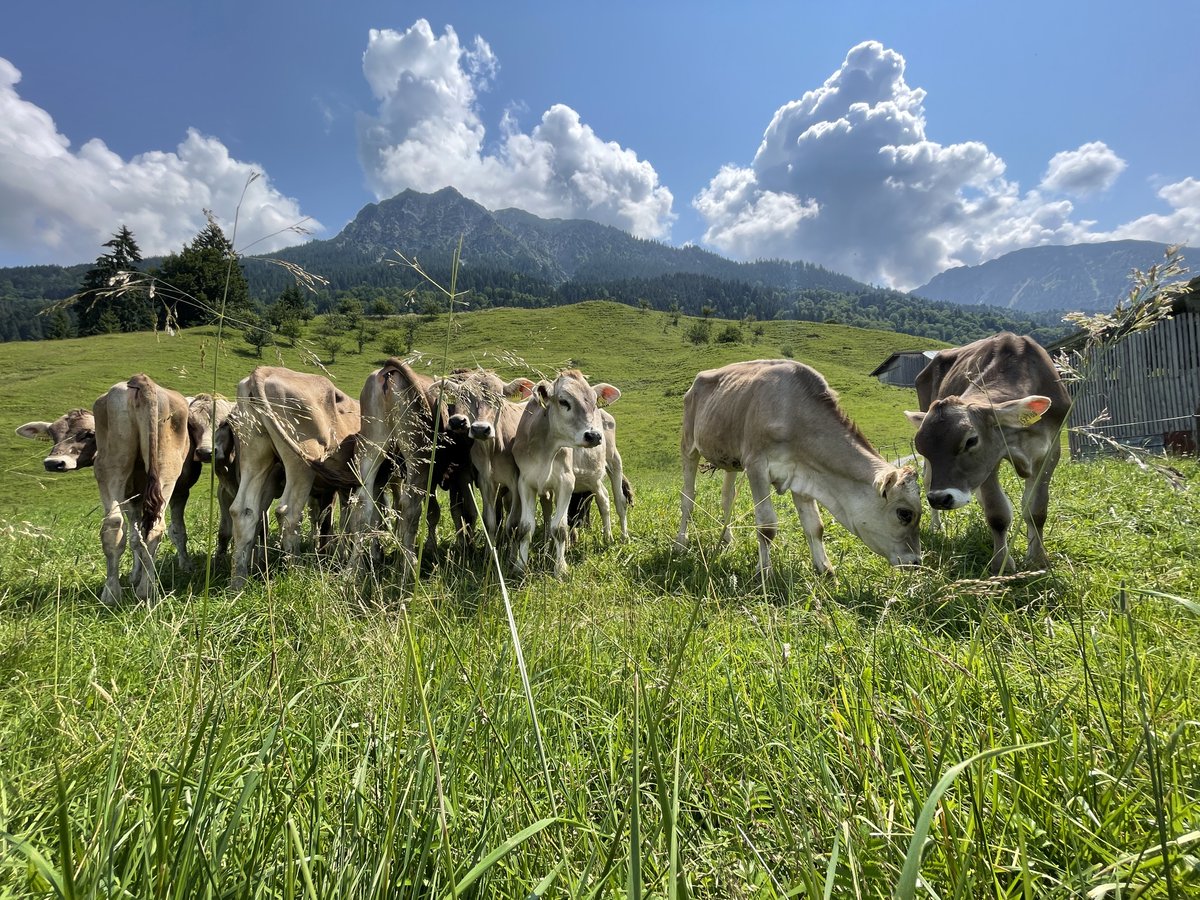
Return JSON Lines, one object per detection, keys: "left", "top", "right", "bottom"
{"left": 988, "top": 553, "right": 1017, "bottom": 576}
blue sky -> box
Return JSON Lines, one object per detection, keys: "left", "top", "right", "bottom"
{"left": 2, "top": 1, "right": 1197, "bottom": 289}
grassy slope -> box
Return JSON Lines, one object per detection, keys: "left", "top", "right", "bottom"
{"left": 2, "top": 303, "right": 1199, "bottom": 898}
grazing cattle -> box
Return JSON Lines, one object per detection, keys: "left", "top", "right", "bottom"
{"left": 21, "top": 395, "right": 232, "bottom": 571}
{"left": 566, "top": 408, "right": 632, "bottom": 543}
{"left": 92, "top": 375, "right": 193, "bottom": 604}
{"left": 511, "top": 370, "right": 621, "bottom": 576}
{"left": 229, "top": 367, "right": 360, "bottom": 589}
{"left": 352, "top": 359, "right": 477, "bottom": 575}
{"left": 442, "top": 368, "right": 535, "bottom": 543}
{"left": 18, "top": 409, "right": 97, "bottom": 471}
{"left": 676, "top": 359, "right": 921, "bottom": 576}
{"left": 905, "top": 332, "right": 1069, "bottom": 573}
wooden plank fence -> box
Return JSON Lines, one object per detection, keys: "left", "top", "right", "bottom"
{"left": 1062, "top": 312, "right": 1200, "bottom": 458}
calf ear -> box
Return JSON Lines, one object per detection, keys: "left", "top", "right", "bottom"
{"left": 505, "top": 377, "right": 535, "bottom": 401}
{"left": 16, "top": 422, "right": 52, "bottom": 440}
{"left": 904, "top": 410, "right": 926, "bottom": 429}
{"left": 993, "top": 395, "right": 1052, "bottom": 428}
{"left": 534, "top": 381, "right": 552, "bottom": 407}
{"left": 594, "top": 384, "right": 622, "bottom": 407}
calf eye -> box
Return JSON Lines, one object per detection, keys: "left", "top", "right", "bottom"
{"left": 559, "top": 399, "right": 571, "bottom": 410}
{"left": 963, "top": 435, "right": 979, "bottom": 451}
{"left": 896, "top": 508, "right": 914, "bottom": 525}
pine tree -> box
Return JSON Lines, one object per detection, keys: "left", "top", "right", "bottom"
{"left": 154, "top": 221, "right": 249, "bottom": 328}
{"left": 75, "top": 226, "right": 151, "bottom": 335}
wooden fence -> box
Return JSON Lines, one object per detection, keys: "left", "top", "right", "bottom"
{"left": 1062, "top": 312, "right": 1200, "bottom": 458}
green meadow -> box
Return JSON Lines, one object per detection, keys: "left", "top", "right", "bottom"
{"left": 2, "top": 301, "right": 1199, "bottom": 898}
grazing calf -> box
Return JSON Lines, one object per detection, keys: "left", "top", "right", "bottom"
{"left": 229, "top": 367, "right": 360, "bottom": 589}
{"left": 352, "top": 359, "right": 477, "bottom": 574}
{"left": 18, "top": 409, "right": 97, "bottom": 471}
{"left": 676, "top": 359, "right": 921, "bottom": 576}
{"left": 442, "top": 368, "right": 535, "bottom": 543}
{"left": 511, "top": 370, "right": 621, "bottom": 576}
{"left": 92, "top": 375, "right": 193, "bottom": 604}
{"left": 906, "top": 332, "right": 1069, "bottom": 573}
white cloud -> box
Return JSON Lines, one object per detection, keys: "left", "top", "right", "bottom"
{"left": 0, "top": 57, "right": 319, "bottom": 266}
{"left": 692, "top": 41, "right": 1200, "bottom": 290}
{"left": 1040, "top": 141, "right": 1127, "bottom": 196}
{"left": 356, "top": 20, "right": 675, "bottom": 240}
{"left": 1106, "top": 177, "right": 1200, "bottom": 245}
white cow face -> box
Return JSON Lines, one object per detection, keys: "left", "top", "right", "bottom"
{"left": 536, "top": 371, "right": 620, "bottom": 449}
{"left": 186, "top": 394, "right": 233, "bottom": 464}
{"left": 17, "top": 409, "right": 97, "bottom": 472}
{"left": 445, "top": 370, "right": 535, "bottom": 441}
{"left": 855, "top": 466, "right": 923, "bottom": 566}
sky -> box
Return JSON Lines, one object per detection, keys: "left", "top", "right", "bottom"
{"left": 2, "top": 1, "right": 1198, "bottom": 290}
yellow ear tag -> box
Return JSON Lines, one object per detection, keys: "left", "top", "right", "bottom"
{"left": 1019, "top": 410, "right": 1043, "bottom": 427}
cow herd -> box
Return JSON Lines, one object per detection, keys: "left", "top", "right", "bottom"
{"left": 16, "top": 331, "right": 1069, "bottom": 603}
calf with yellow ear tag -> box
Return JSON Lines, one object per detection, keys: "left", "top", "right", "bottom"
{"left": 906, "top": 332, "right": 1069, "bottom": 573}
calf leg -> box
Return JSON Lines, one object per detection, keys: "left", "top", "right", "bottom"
{"left": 98, "top": 494, "right": 127, "bottom": 606}
{"left": 230, "top": 464, "right": 276, "bottom": 590}
{"left": 977, "top": 470, "right": 1015, "bottom": 574}
{"left": 674, "top": 449, "right": 701, "bottom": 550}
{"left": 745, "top": 465, "right": 779, "bottom": 579}
{"left": 275, "top": 463, "right": 315, "bottom": 559}
{"left": 607, "top": 451, "right": 630, "bottom": 542}
{"left": 512, "top": 479, "right": 539, "bottom": 574}
{"left": 548, "top": 477, "right": 573, "bottom": 577}
{"left": 1021, "top": 445, "right": 1059, "bottom": 570}
{"left": 791, "top": 493, "right": 833, "bottom": 575}
{"left": 719, "top": 470, "right": 738, "bottom": 548}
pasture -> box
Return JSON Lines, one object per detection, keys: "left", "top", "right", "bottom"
{"left": 1, "top": 301, "right": 1199, "bottom": 898}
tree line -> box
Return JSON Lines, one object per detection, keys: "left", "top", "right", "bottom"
{"left": 0, "top": 228, "right": 1069, "bottom": 347}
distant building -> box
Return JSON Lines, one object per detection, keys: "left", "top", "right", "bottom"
{"left": 869, "top": 349, "right": 938, "bottom": 388}
{"left": 1048, "top": 276, "right": 1200, "bottom": 458}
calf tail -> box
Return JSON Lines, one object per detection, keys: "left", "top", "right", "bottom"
{"left": 621, "top": 474, "right": 634, "bottom": 507}
{"left": 130, "top": 375, "right": 166, "bottom": 536}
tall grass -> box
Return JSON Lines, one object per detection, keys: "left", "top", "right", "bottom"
{"left": 2, "top": 230, "right": 1199, "bottom": 896}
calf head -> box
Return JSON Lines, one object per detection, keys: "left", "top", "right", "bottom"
{"left": 17, "top": 409, "right": 97, "bottom": 472}
{"left": 535, "top": 370, "right": 621, "bottom": 449}
{"left": 906, "top": 395, "right": 1053, "bottom": 510}
{"left": 861, "top": 466, "right": 923, "bottom": 566}
{"left": 186, "top": 394, "right": 234, "bottom": 464}
{"left": 445, "top": 370, "right": 536, "bottom": 441}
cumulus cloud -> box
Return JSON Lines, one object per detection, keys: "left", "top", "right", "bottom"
{"left": 1041, "top": 141, "right": 1127, "bottom": 196}
{"left": 356, "top": 20, "right": 675, "bottom": 239}
{"left": 0, "top": 57, "right": 319, "bottom": 266}
{"left": 692, "top": 41, "right": 1200, "bottom": 290}
{"left": 1107, "top": 177, "right": 1200, "bottom": 245}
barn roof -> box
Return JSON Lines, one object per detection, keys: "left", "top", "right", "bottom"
{"left": 868, "top": 349, "right": 938, "bottom": 377}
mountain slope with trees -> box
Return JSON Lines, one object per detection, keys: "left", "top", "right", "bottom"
{"left": 2, "top": 187, "right": 1068, "bottom": 345}
{"left": 914, "top": 240, "right": 1191, "bottom": 313}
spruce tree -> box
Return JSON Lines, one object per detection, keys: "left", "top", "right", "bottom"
{"left": 154, "top": 221, "right": 249, "bottom": 328}
{"left": 76, "top": 226, "right": 152, "bottom": 335}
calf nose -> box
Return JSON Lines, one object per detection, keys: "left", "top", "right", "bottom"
{"left": 195, "top": 447, "right": 214, "bottom": 464}
{"left": 448, "top": 413, "right": 469, "bottom": 433}
{"left": 582, "top": 429, "right": 601, "bottom": 448}
{"left": 44, "top": 458, "right": 67, "bottom": 472}
{"left": 469, "top": 422, "right": 493, "bottom": 440}
{"left": 927, "top": 490, "right": 957, "bottom": 510}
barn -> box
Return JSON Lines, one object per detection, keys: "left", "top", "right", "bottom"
{"left": 1049, "top": 276, "right": 1200, "bottom": 459}
{"left": 869, "top": 349, "right": 938, "bottom": 388}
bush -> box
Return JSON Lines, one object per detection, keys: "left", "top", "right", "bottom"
{"left": 685, "top": 320, "right": 711, "bottom": 345}
{"left": 715, "top": 324, "right": 743, "bottom": 344}
{"left": 781, "top": 344, "right": 795, "bottom": 358}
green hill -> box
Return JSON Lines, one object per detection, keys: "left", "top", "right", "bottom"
{"left": 2, "top": 301, "right": 936, "bottom": 521}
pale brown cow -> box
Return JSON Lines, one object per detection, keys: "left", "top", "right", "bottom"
{"left": 17, "top": 409, "right": 96, "bottom": 471}
{"left": 229, "top": 367, "right": 360, "bottom": 589}
{"left": 442, "top": 367, "right": 536, "bottom": 543}
{"left": 676, "top": 359, "right": 921, "bottom": 576}
{"left": 92, "top": 375, "right": 193, "bottom": 604}
{"left": 511, "top": 370, "right": 621, "bottom": 576}
{"left": 905, "top": 332, "right": 1069, "bottom": 573}
{"left": 352, "top": 359, "right": 478, "bottom": 576}
{"left": 20, "top": 395, "right": 231, "bottom": 571}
